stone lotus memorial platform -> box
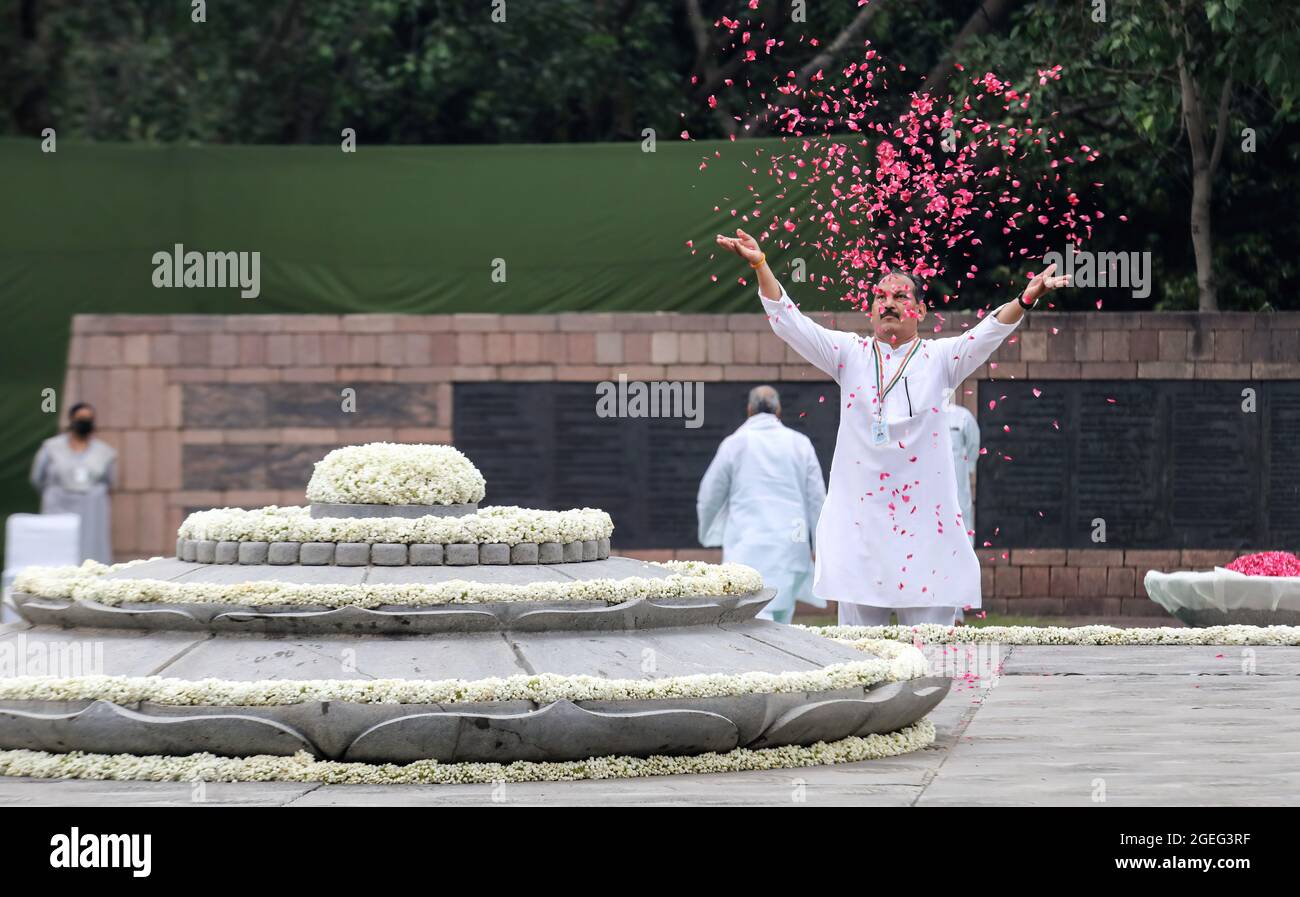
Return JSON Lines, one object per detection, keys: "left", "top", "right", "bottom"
{"left": 0, "top": 444, "right": 946, "bottom": 776}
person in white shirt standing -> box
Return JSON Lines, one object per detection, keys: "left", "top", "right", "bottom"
{"left": 945, "top": 401, "right": 980, "bottom": 546}
{"left": 715, "top": 228, "right": 1070, "bottom": 627}
{"left": 697, "top": 385, "right": 827, "bottom": 624}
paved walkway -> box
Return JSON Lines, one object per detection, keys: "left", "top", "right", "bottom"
{"left": 2, "top": 643, "right": 1296, "bottom": 806}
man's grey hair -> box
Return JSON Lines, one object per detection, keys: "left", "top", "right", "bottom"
{"left": 748, "top": 385, "right": 781, "bottom": 416}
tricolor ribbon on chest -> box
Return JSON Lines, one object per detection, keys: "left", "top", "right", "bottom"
{"left": 871, "top": 337, "right": 922, "bottom": 419}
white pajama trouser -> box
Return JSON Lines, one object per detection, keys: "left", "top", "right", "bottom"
{"left": 836, "top": 603, "right": 959, "bottom": 627}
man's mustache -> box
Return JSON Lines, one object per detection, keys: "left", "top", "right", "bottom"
{"left": 878, "top": 307, "right": 901, "bottom": 319}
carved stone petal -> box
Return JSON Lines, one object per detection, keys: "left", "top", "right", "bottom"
{"left": 343, "top": 699, "right": 740, "bottom": 763}
{"left": 0, "top": 700, "right": 316, "bottom": 758}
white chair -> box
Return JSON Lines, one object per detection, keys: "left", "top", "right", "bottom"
{"left": 2, "top": 513, "right": 81, "bottom": 623}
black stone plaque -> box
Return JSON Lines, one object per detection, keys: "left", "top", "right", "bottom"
{"left": 978, "top": 380, "right": 1294, "bottom": 549}
{"left": 454, "top": 382, "right": 839, "bottom": 549}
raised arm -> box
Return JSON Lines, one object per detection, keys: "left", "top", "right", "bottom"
{"left": 943, "top": 260, "right": 1072, "bottom": 387}
{"left": 716, "top": 229, "right": 852, "bottom": 381}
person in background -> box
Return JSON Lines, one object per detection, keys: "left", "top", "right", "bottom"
{"left": 697, "top": 385, "right": 827, "bottom": 624}
{"left": 30, "top": 403, "right": 117, "bottom": 564}
{"left": 946, "top": 400, "right": 980, "bottom": 546}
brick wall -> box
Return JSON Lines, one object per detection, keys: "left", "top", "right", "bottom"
{"left": 64, "top": 308, "right": 1300, "bottom": 615}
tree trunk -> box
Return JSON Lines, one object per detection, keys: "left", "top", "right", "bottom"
{"left": 1189, "top": 167, "right": 1217, "bottom": 311}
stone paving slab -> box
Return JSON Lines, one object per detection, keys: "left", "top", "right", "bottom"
{"left": 1001, "top": 645, "right": 1300, "bottom": 677}
{"left": 0, "top": 627, "right": 204, "bottom": 677}
{"left": 917, "top": 672, "right": 1300, "bottom": 806}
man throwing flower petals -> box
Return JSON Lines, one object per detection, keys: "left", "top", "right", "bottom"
{"left": 716, "top": 228, "right": 1071, "bottom": 626}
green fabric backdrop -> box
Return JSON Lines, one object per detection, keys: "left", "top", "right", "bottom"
{"left": 0, "top": 136, "right": 831, "bottom": 555}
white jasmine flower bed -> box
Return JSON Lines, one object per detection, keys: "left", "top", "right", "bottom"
{"left": 176, "top": 505, "right": 613, "bottom": 546}
{"left": 13, "top": 559, "right": 763, "bottom": 610}
{"left": 306, "top": 443, "right": 486, "bottom": 506}
{"left": 0, "top": 720, "right": 935, "bottom": 785}
{"left": 807, "top": 623, "right": 1300, "bottom": 646}
{"left": 0, "top": 639, "right": 925, "bottom": 705}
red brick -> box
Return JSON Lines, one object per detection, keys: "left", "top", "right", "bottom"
{"left": 980, "top": 566, "right": 994, "bottom": 594}
{"left": 284, "top": 315, "right": 341, "bottom": 332}
{"left": 226, "top": 367, "right": 280, "bottom": 383}
{"left": 347, "top": 335, "right": 378, "bottom": 365}
{"left": 1020, "top": 566, "right": 1050, "bottom": 597}
{"left": 679, "top": 333, "right": 707, "bottom": 364}
{"left": 1067, "top": 549, "right": 1124, "bottom": 566}
{"left": 559, "top": 313, "right": 616, "bottom": 332}
{"left": 555, "top": 365, "right": 611, "bottom": 381}
{"left": 122, "top": 334, "right": 150, "bottom": 366}
{"left": 210, "top": 333, "right": 239, "bottom": 367}
{"left": 565, "top": 333, "right": 597, "bottom": 364}
{"left": 1018, "top": 331, "right": 1047, "bottom": 362}
{"left": 622, "top": 333, "right": 652, "bottom": 363}
{"left": 135, "top": 368, "right": 166, "bottom": 429}
{"left": 595, "top": 333, "right": 624, "bottom": 364}
{"left": 451, "top": 314, "right": 498, "bottom": 332}
{"left": 650, "top": 333, "right": 679, "bottom": 364}
{"left": 498, "top": 365, "right": 555, "bottom": 381}
{"left": 1180, "top": 549, "right": 1235, "bottom": 569}
{"left": 1027, "top": 362, "right": 1080, "bottom": 378}
{"left": 706, "top": 333, "right": 733, "bottom": 365}
{"left": 732, "top": 332, "right": 760, "bottom": 363}
{"left": 1253, "top": 363, "right": 1300, "bottom": 379}
{"left": 1129, "top": 330, "right": 1158, "bottom": 362}
{"left": 1049, "top": 566, "right": 1078, "bottom": 596}
{"left": 1187, "top": 329, "right": 1215, "bottom": 361}
{"left": 512, "top": 332, "right": 542, "bottom": 363}
{"left": 1157, "top": 331, "right": 1188, "bottom": 361}
{"left": 994, "top": 565, "right": 1021, "bottom": 597}
{"left": 1006, "top": 597, "right": 1064, "bottom": 616}
{"left": 121, "top": 430, "right": 153, "bottom": 490}
{"left": 483, "top": 333, "right": 512, "bottom": 364}
{"left": 83, "top": 336, "right": 125, "bottom": 366}
{"left": 456, "top": 333, "right": 486, "bottom": 365}
{"left": 757, "top": 334, "right": 787, "bottom": 364}
{"left": 1138, "top": 361, "right": 1194, "bottom": 378}
{"left": 237, "top": 334, "right": 266, "bottom": 366}
{"left": 1214, "top": 329, "right": 1243, "bottom": 362}
{"left": 1011, "top": 549, "right": 1067, "bottom": 566}
{"left": 1063, "top": 597, "right": 1122, "bottom": 617}
{"left": 1121, "top": 596, "right": 1164, "bottom": 617}
{"left": 1124, "top": 549, "right": 1181, "bottom": 569}
{"left": 265, "top": 334, "right": 293, "bottom": 366}
{"left": 1106, "top": 566, "right": 1135, "bottom": 597}
{"left": 1077, "top": 566, "right": 1108, "bottom": 596}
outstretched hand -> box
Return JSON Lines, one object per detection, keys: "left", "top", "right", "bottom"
{"left": 716, "top": 228, "right": 765, "bottom": 266}
{"left": 1022, "top": 261, "right": 1072, "bottom": 306}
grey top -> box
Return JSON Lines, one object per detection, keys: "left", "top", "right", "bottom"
{"left": 29, "top": 433, "right": 117, "bottom": 564}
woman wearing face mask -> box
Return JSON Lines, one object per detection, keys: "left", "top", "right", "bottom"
{"left": 29, "top": 403, "right": 118, "bottom": 564}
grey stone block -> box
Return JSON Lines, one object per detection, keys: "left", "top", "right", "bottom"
{"left": 238, "top": 542, "right": 269, "bottom": 565}
{"left": 335, "top": 543, "right": 371, "bottom": 567}
{"left": 538, "top": 542, "right": 563, "bottom": 564}
{"left": 582, "top": 540, "right": 598, "bottom": 562}
{"left": 194, "top": 540, "right": 218, "bottom": 564}
{"left": 175, "top": 538, "right": 184, "bottom": 559}
{"left": 300, "top": 543, "right": 335, "bottom": 566}
{"left": 510, "top": 543, "right": 539, "bottom": 565}
{"left": 445, "top": 544, "right": 479, "bottom": 566}
{"left": 371, "top": 543, "right": 409, "bottom": 566}
{"left": 597, "top": 537, "right": 610, "bottom": 559}
{"left": 268, "top": 542, "right": 301, "bottom": 565}
{"left": 215, "top": 541, "right": 240, "bottom": 565}
{"left": 563, "top": 541, "right": 584, "bottom": 563}
{"left": 409, "top": 544, "right": 444, "bottom": 566}
{"left": 480, "top": 543, "right": 509, "bottom": 565}
{"left": 179, "top": 540, "right": 197, "bottom": 562}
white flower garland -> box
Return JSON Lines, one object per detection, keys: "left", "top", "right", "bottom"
{"left": 805, "top": 623, "right": 1300, "bottom": 646}
{"left": 0, "top": 650, "right": 924, "bottom": 705}
{"left": 13, "top": 559, "right": 764, "bottom": 610}
{"left": 0, "top": 721, "right": 935, "bottom": 785}
{"left": 176, "top": 505, "right": 614, "bottom": 546}
{"left": 306, "top": 443, "right": 486, "bottom": 506}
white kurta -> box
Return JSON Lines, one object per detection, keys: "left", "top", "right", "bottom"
{"left": 697, "top": 413, "right": 827, "bottom": 618}
{"left": 761, "top": 288, "right": 1019, "bottom": 609}
{"left": 945, "top": 404, "right": 980, "bottom": 545}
